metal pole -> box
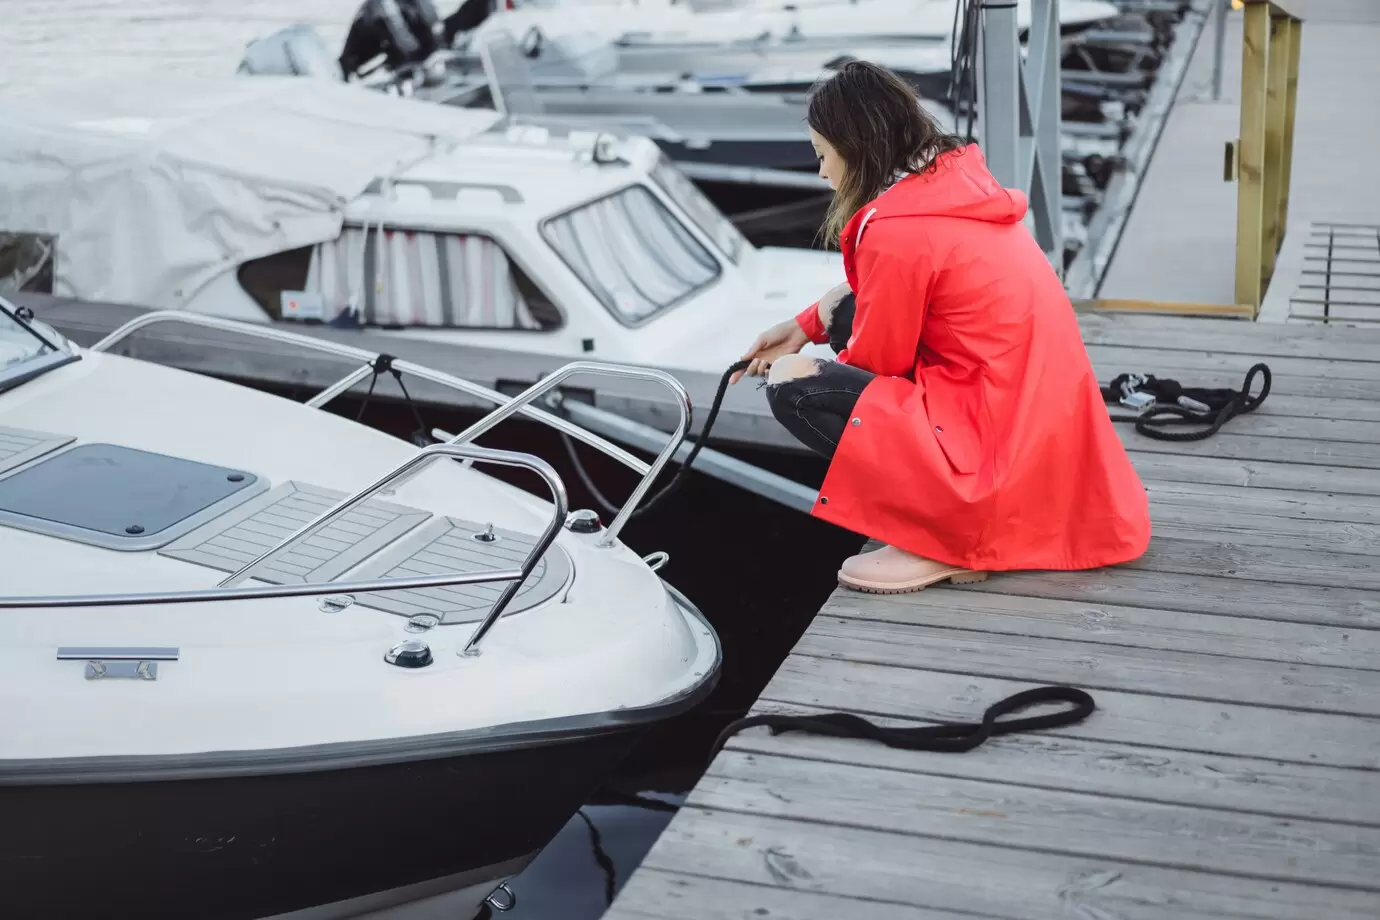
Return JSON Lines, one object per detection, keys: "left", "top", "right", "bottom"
{"left": 1212, "top": 0, "right": 1229, "bottom": 101}
{"left": 977, "top": 0, "right": 1062, "bottom": 267}
{"left": 1030, "top": 0, "right": 1065, "bottom": 271}
{"left": 978, "top": 0, "right": 1021, "bottom": 190}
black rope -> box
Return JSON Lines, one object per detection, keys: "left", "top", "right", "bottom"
{"left": 948, "top": 0, "right": 982, "bottom": 143}
{"left": 353, "top": 358, "right": 385, "bottom": 422}
{"left": 1102, "top": 363, "right": 1272, "bottom": 442}
{"left": 559, "top": 359, "right": 752, "bottom": 524}
{"left": 708, "top": 686, "right": 1095, "bottom": 763}
{"left": 559, "top": 431, "right": 625, "bottom": 517}
{"left": 353, "top": 353, "right": 431, "bottom": 446}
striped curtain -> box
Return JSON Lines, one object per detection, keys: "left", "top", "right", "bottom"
{"left": 305, "top": 229, "right": 541, "bottom": 329}
{"left": 542, "top": 186, "right": 719, "bottom": 323}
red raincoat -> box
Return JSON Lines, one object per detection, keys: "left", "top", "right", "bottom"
{"left": 795, "top": 145, "right": 1151, "bottom": 571}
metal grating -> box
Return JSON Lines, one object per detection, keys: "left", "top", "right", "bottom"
{"left": 0, "top": 426, "right": 75, "bottom": 476}
{"left": 345, "top": 516, "right": 573, "bottom": 623}
{"left": 1289, "top": 221, "right": 1380, "bottom": 324}
{"left": 159, "top": 481, "right": 431, "bottom": 584}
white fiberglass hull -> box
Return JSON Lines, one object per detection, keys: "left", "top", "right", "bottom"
{"left": 0, "top": 315, "right": 720, "bottom": 920}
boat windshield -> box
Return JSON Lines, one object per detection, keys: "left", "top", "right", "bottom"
{"left": 649, "top": 154, "right": 748, "bottom": 265}
{"left": 541, "top": 183, "right": 722, "bottom": 325}
{"left": 0, "top": 299, "right": 74, "bottom": 393}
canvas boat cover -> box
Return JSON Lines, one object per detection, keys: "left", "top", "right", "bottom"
{"left": 0, "top": 74, "right": 502, "bottom": 309}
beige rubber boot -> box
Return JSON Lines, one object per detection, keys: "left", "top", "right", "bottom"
{"left": 837, "top": 544, "right": 989, "bottom": 594}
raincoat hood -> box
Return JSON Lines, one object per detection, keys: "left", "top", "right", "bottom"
{"left": 863, "top": 146, "right": 1029, "bottom": 228}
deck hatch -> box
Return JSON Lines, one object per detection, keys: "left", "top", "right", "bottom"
{"left": 0, "top": 443, "right": 265, "bottom": 550}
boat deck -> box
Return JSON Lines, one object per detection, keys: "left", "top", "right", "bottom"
{"left": 1097, "top": 0, "right": 1380, "bottom": 323}
{"left": 601, "top": 312, "right": 1380, "bottom": 919}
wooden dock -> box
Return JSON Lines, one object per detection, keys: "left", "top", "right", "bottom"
{"left": 1096, "top": 0, "right": 1380, "bottom": 324}
{"left": 601, "top": 313, "right": 1380, "bottom": 920}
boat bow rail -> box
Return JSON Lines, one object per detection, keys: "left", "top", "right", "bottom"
{"left": 0, "top": 310, "right": 695, "bottom": 655}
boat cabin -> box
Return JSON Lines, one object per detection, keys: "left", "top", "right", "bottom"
{"left": 0, "top": 73, "right": 844, "bottom": 375}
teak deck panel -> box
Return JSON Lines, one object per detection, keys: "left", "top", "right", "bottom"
{"left": 603, "top": 312, "right": 1380, "bottom": 920}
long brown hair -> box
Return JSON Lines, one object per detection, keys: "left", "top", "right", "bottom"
{"left": 807, "top": 61, "right": 965, "bottom": 246}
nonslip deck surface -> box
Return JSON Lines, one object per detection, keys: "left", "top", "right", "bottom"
{"left": 603, "top": 313, "right": 1380, "bottom": 919}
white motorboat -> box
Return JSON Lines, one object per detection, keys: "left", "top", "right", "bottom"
{"left": 0, "top": 73, "right": 846, "bottom": 377}
{"left": 506, "top": 0, "right": 1124, "bottom": 38}
{"left": 0, "top": 289, "right": 720, "bottom": 919}
{"left": 466, "top": 3, "right": 959, "bottom": 90}
{"left": 239, "top": 2, "right": 838, "bottom": 181}
{"left": 482, "top": 0, "right": 1125, "bottom": 90}
{"left": 231, "top": 0, "right": 1143, "bottom": 255}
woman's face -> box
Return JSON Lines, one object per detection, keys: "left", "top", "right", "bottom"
{"left": 809, "top": 127, "right": 846, "bottom": 191}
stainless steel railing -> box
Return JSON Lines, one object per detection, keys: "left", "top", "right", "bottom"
{"left": 0, "top": 443, "right": 564, "bottom": 655}
{"left": 1, "top": 310, "right": 695, "bottom": 652}
{"left": 89, "top": 311, "right": 692, "bottom": 545}
{"left": 89, "top": 311, "right": 676, "bottom": 485}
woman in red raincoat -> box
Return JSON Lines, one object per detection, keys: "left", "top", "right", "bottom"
{"left": 737, "top": 61, "right": 1151, "bottom": 593}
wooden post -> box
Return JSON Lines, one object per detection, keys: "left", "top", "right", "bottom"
{"left": 1234, "top": 1, "right": 1270, "bottom": 313}
{"left": 1277, "top": 18, "right": 1302, "bottom": 250}
{"left": 1260, "top": 14, "right": 1292, "bottom": 292}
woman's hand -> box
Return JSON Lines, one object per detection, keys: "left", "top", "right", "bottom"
{"left": 732, "top": 318, "right": 810, "bottom": 384}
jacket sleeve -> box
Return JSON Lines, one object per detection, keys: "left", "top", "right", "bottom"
{"left": 794, "top": 300, "right": 830, "bottom": 344}
{"left": 837, "top": 244, "right": 934, "bottom": 377}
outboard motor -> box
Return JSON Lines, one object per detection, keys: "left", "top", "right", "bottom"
{"left": 237, "top": 24, "right": 344, "bottom": 79}
{"left": 443, "top": 0, "right": 497, "bottom": 43}
{"left": 338, "top": 0, "right": 446, "bottom": 79}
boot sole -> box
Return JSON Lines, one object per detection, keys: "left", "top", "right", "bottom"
{"left": 838, "top": 569, "right": 990, "bottom": 595}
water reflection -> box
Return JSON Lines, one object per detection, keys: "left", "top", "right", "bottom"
{"left": 504, "top": 791, "right": 685, "bottom": 918}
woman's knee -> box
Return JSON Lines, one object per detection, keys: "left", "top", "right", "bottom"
{"left": 767, "top": 354, "right": 823, "bottom": 386}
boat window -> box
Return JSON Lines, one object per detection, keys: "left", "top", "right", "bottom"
{"left": 649, "top": 155, "right": 747, "bottom": 265}
{"left": 0, "top": 306, "right": 51, "bottom": 370}
{"left": 0, "top": 298, "right": 75, "bottom": 393}
{"left": 237, "top": 230, "right": 562, "bottom": 331}
{"left": 541, "top": 184, "right": 721, "bottom": 325}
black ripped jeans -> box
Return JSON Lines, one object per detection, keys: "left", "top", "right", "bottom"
{"left": 765, "top": 294, "right": 876, "bottom": 458}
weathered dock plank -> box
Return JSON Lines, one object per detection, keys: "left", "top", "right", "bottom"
{"left": 724, "top": 712, "right": 1380, "bottom": 826}
{"left": 625, "top": 810, "right": 1380, "bottom": 920}
{"left": 1075, "top": 312, "right": 1380, "bottom": 362}
{"left": 603, "top": 314, "right": 1380, "bottom": 919}
{"left": 696, "top": 750, "right": 1380, "bottom": 890}
{"left": 966, "top": 568, "right": 1380, "bottom": 630}
{"left": 1122, "top": 452, "right": 1380, "bottom": 496}
{"left": 1145, "top": 480, "right": 1380, "bottom": 524}
{"left": 794, "top": 617, "right": 1380, "bottom": 716}
{"left": 611, "top": 870, "right": 994, "bottom": 920}
{"left": 829, "top": 589, "right": 1380, "bottom": 671}
{"left": 1145, "top": 502, "right": 1380, "bottom": 553}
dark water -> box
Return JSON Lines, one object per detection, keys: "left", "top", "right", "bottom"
{"left": 251, "top": 376, "right": 867, "bottom": 918}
